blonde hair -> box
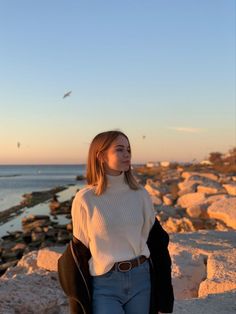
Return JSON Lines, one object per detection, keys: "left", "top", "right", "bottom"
{"left": 86, "top": 130, "right": 140, "bottom": 195}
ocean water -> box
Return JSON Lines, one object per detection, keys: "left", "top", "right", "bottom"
{"left": 0, "top": 164, "right": 86, "bottom": 212}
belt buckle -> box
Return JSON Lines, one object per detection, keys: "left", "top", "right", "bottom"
{"left": 117, "top": 261, "right": 132, "bottom": 272}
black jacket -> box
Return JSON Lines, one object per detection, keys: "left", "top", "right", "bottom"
{"left": 58, "top": 218, "right": 174, "bottom": 314}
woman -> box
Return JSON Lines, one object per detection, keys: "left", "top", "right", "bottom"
{"left": 58, "top": 130, "right": 174, "bottom": 314}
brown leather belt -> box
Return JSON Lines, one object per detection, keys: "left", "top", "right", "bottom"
{"left": 111, "top": 255, "right": 147, "bottom": 272}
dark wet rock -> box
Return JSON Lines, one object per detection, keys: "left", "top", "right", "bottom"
{"left": 22, "top": 215, "right": 51, "bottom": 232}
{"left": 0, "top": 260, "right": 18, "bottom": 276}
{"left": 76, "top": 175, "right": 85, "bottom": 180}
{"left": 49, "top": 199, "right": 72, "bottom": 215}
{"left": 21, "top": 186, "right": 66, "bottom": 207}
{"left": 57, "top": 230, "right": 72, "bottom": 243}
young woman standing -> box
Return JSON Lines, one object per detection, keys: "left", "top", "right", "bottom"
{"left": 58, "top": 130, "right": 174, "bottom": 314}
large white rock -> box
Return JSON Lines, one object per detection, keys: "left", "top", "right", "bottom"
{"left": 0, "top": 251, "right": 68, "bottom": 314}
{"left": 37, "top": 246, "right": 65, "bottom": 272}
{"left": 169, "top": 230, "right": 236, "bottom": 300}
{"left": 177, "top": 192, "right": 207, "bottom": 208}
{"left": 181, "top": 172, "right": 219, "bottom": 181}
{"left": 198, "top": 249, "right": 236, "bottom": 297}
{"left": 207, "top": 197, "right": 236, "bottom": 229}
{"left": 171, "top": 250, "right": 206, "bottom": 299}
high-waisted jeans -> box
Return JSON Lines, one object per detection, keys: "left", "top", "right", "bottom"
{"left": 92, "top": 259, "right": 151, "bottom": 314}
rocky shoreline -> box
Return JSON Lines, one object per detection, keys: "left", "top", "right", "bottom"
{"left": 0, "top": 164, "right": 236, "bottom": 313}
{"left": 0, "top": 185, "right": 74, "bottom": 275}
{"left": 0, "top": 186, "right": 67, "bottom": 225}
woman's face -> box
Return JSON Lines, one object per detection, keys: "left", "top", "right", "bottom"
{"left": 102, "top": 135, "right": 131, "bottom": 176}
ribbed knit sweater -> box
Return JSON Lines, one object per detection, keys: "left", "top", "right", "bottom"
{"left": 71, "top": 172, "right": 156, "bottom": 276}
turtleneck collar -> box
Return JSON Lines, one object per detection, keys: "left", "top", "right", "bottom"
{"left": 106, "top": 172, "right": 128, "bottom": 191}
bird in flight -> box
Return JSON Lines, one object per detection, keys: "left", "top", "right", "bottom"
{"left": 63, "top": 91, "right": 72, "bottom": 99}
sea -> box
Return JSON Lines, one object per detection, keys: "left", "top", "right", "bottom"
{"left": 0, "top": 164, "right": 86, "bottom": 212}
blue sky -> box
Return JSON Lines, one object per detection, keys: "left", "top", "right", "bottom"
{"left": 0, "top": 0, "right": 235, "bottom": 164}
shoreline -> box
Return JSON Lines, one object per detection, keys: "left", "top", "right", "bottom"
{"left": 0, "top": 186, "right": 70, "bottom": 227}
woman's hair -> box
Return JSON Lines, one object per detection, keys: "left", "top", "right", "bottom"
{"left": 86, "top": 130, "right": 140, "bottom": 195}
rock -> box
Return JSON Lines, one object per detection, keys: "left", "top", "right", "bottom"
{"left": 163, "top": 194, "right": 174, "bottom": 206}
{"left": 37, "top": 246, "right": 65, "bottom": 272}
{"left": 204, "top": 194, "right": 230, "bottom": 205}
{"left": 197, "top": 185, "right": 224, "bottom": 194}
{"left": 0, "top": 260, "right": 18, "bottom": 275}
{"left": 169, "top": 230, "right": 236, "bottom": 300}
{"left": 198, "top": 249, "right": 236, "bottom": 297}
{"left": 223, "top": 183, "right": 236, "bottom": 196}
{"left": 150, "top": 195, "right": 162, "bottom": 205}
{"left": 178, "top": 181, "right": 198, "bottom": 193}
{"left": 207, "top": 198, "right": 236, "bottom": 229}
{"left": 162, "top": 217, "right": 196, "bottom": 233}
{"left": 186, "top": 205, "right": 203, "bottom": 218}
{"left": 177, "top": 193, "right": 207, "bottom": 209}
{"left": 0, "top": 251, "right": 68, "bottom": 313}
{"left": 31, "top": 231, "right": 46, "bottom": 242}
{"left": 171, "top": 250, "right": 207, "bottom": 299}
{"left": 22, "top": 215, "right": 51, "bottom": 232}
{"left": 11, "top": 243, "right": 27, "bottom": 252}
{"left": 174, "top": 290, "right": 236, "bottom": 314}
{"left": 155, "top": 205, "right": 179, "bottom": 217}
{"left": 181, "top": 172, "right": 219, "bottom": 181}
{"left": 145, "top": 180, "right": 162, "bottom": 197}
{"left": 145, "top": 179, "right": 170, "bottom": 196}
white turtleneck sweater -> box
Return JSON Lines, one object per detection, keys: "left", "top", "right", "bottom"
{"left": 71, "top": 173, "right": 156, "bottom": 276}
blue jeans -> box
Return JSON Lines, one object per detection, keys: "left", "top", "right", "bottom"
{"left": 92, "top": 259, "right": 151, "bottom": 314}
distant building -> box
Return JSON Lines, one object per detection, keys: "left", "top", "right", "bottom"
{"left": 200, "top": 160, "right": 213, "bottom": 165}
{"left": 146, "top": 161, "right": 160, "bottom": 168}
{"left": 160, "top": 161, "right": 170, "bottom": 168}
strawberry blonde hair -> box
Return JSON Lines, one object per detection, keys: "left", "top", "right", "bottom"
{"left": 86, "top": 130, "right": 140, "bottom": 195}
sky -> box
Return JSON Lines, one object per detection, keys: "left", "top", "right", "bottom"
{"left": 0, "top": 0, "right": 235, "bottom": 164}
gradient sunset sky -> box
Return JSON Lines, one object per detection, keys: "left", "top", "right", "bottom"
{"left": 0, "top": 0, "right": 235, "bottom": 164}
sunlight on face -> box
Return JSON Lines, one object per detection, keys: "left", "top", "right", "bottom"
{"left": 103, "top": 135, "right": 131, "bottom": 176}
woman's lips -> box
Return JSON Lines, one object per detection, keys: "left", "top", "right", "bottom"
{"left": 123, "top": 161, "right": 130, "bottom": 165}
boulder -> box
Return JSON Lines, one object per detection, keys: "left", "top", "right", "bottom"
{"left": 163, "top": 194, "right": 174, "bottom": 206}
{"left": 163, "top": 217, "right": 196, "bottom": 233}
{"left": 37, "top": 246, "right": 65, "bottom": 272}
{"left": 177, "top": 193, "right": 207, "bottom": 209}
{"left": 186, "top": 204, "right": 205, "bottom": 218}
{"left": 207, "top": 198, "right": 236, "bottom": 229}
{"left": 199, "top": 249, "right": 236, "bottom": 297}
{"left": 178, "top": 181, "right": 198, "bottom": 193}
{"left": 171, "top": 250, "right": 207, "bottom": 299}
{"left": 197, "top": 185, "right": 224, "bottom": 195}
{"left": 0, "top": 251, "right": 68, "bottom": 314}
{"left": 169, "top": 230, "right": 236, "bottom": 300}
{"left": 223, "top": 183, "right": 236, "bottom": 196}
{"left": 181, "top": 172, "right": 219, "bottom": 181}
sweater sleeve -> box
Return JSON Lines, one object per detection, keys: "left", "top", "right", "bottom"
{"left": 71, "top": 193, "right": 89, "bottom": 248}
{"left": 142, "top": 188, "right": 156, "bottom": 232}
